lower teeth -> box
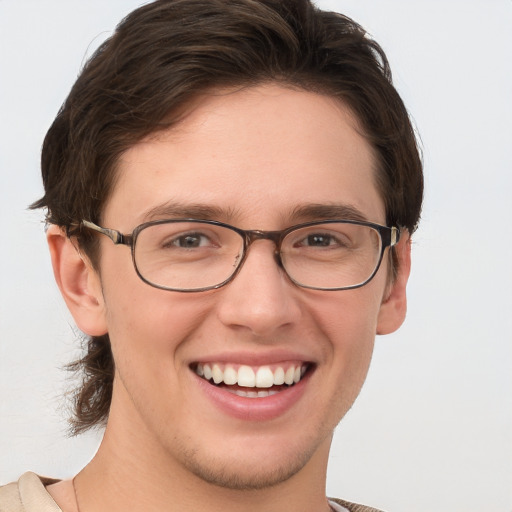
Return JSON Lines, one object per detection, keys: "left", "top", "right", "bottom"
{"left": 227, "top": 388, "right": 280, "bottom": 398}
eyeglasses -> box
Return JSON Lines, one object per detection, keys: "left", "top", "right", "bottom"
{"left": 81, "top": 219, "right": 400, "bottom": 292}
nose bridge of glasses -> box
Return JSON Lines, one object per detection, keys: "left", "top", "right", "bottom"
{"left": 244, "top": 229, "right": 282, "bottom": 244}
{"left": 243, "top": 229, "right": 284, "bottom": 266}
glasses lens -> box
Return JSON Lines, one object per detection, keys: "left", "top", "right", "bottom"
{"left": 134, "top": 221, "right": 243, "bottom": 291}
{"left": 281, "top": 222, "right": 383, "bottom": 289}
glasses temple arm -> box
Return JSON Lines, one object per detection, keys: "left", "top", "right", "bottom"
{"left": 81, "top": 220, "right": 133, "bottom": 245}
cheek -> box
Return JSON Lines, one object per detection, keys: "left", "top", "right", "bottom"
{"left": 328, "top": 310, "right": 376, "bottom": 387}
{"left": 325, "top": 310, "right": 377, "bottom": 422}
{"left": 98, "top": 255, "right": 210, "bottom": 382}
{"left": 310, "top": 284, "right": 383, "bottom": 349}
{"left": 308, "top": 286, "right": 383, "bottom": 387}
{"left": 103, "top": 290, "right": 211, "bottom": 430}
{"left": 105, "top": 289, "right": 205, "bottom": 354}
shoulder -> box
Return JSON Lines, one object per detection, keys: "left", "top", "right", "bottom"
{"left": 0, "top": 479, "right": 21, "bottom": 512}
{"left": 329, "top": 497, "right": 386, "bottom": 512}
{"left": 0, "top": 472, "right": 61, "bottom": 512}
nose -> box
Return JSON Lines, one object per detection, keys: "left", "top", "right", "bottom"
{"left": 215, "top": 240, "right": 302, "bottom": 337}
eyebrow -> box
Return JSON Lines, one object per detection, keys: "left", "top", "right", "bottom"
{"left": 141, "top": 201, "right": 236, "bottom": 222}
{"left": 289, "top": 203, "right": 370, "bottom": 223}
{"left": 141, "top": 201, "right": 369, "bottom": 224}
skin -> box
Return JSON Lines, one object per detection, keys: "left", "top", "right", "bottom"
{"left": 46, "top": 84, "right": 410, "bottom": 512}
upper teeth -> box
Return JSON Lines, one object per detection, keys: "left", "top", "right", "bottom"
{"left": 195, "top": 363, "right": 306, "bottom": 388}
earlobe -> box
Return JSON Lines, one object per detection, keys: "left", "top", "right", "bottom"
{"left": 47, "top": 225, "right": 108, "bottom": 336}
{"left": 376, "top": 232, "right": 412, "bottom": 335}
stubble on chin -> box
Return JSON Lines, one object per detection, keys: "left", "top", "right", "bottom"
{"left": 171, "top": 432, "right": 329, "bottom": 491}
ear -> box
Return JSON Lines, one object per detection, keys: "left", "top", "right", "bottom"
{"left": 47, "top": 225, "right": 108, "bottom": 336}
{"left": 376, "top": 231, "right": 412, "bottom": 335}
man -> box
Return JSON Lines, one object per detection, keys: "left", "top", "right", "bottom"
{"left": 0, "top": 0, "right": 422, "bottom": 511}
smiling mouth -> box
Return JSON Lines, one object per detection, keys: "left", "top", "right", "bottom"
{"left": 193, "top": 362, "right": 311, "bottom": 398}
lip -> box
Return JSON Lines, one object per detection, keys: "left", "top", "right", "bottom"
{"left": 189, "top": 352, "right": 316, "bottom": 422}
{"left": 191, "top": 349, "right": 314, "bottom": 367}
{"left": 191, "top": 363, "right": 314, "bottom": 422}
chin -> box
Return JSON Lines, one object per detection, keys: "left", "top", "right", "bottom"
{"left": 181, "top": 450, "right": 312, "bottom": 490}
{"left": 171, "top": 426, "right": 332, "bottom": 491}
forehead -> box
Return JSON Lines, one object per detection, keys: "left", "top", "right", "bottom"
{"left": 105, "top": 85, "right": 384, "bottom": 229}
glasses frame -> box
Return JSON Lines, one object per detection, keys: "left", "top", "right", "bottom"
{"left": 81, "top": 218, "right": 400, "bottom": 292}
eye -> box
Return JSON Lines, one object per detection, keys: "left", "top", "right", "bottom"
{"left": 295, "top": 231, "right": 349, "bottom": 249}
{"left": 166, "top": 232, "right": 214, "bottom": 249}
{"left": 303, "top": 233, "right": 336, "bottom": 247}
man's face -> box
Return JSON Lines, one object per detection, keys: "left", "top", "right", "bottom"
{"left": 87, "top": 85, "right": 404, "bottom": 489}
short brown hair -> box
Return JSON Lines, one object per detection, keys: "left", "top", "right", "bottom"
{"left": 32, "top": 0, "right": 423, "bottom": 433}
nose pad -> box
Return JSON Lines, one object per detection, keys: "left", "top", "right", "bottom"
{"left": 273, "top": 248, "right": 284, "bottom": 269}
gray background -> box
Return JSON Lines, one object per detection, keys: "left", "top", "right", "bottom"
{"left": 1, "top": 1, "right": 511, "bottom": 511}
